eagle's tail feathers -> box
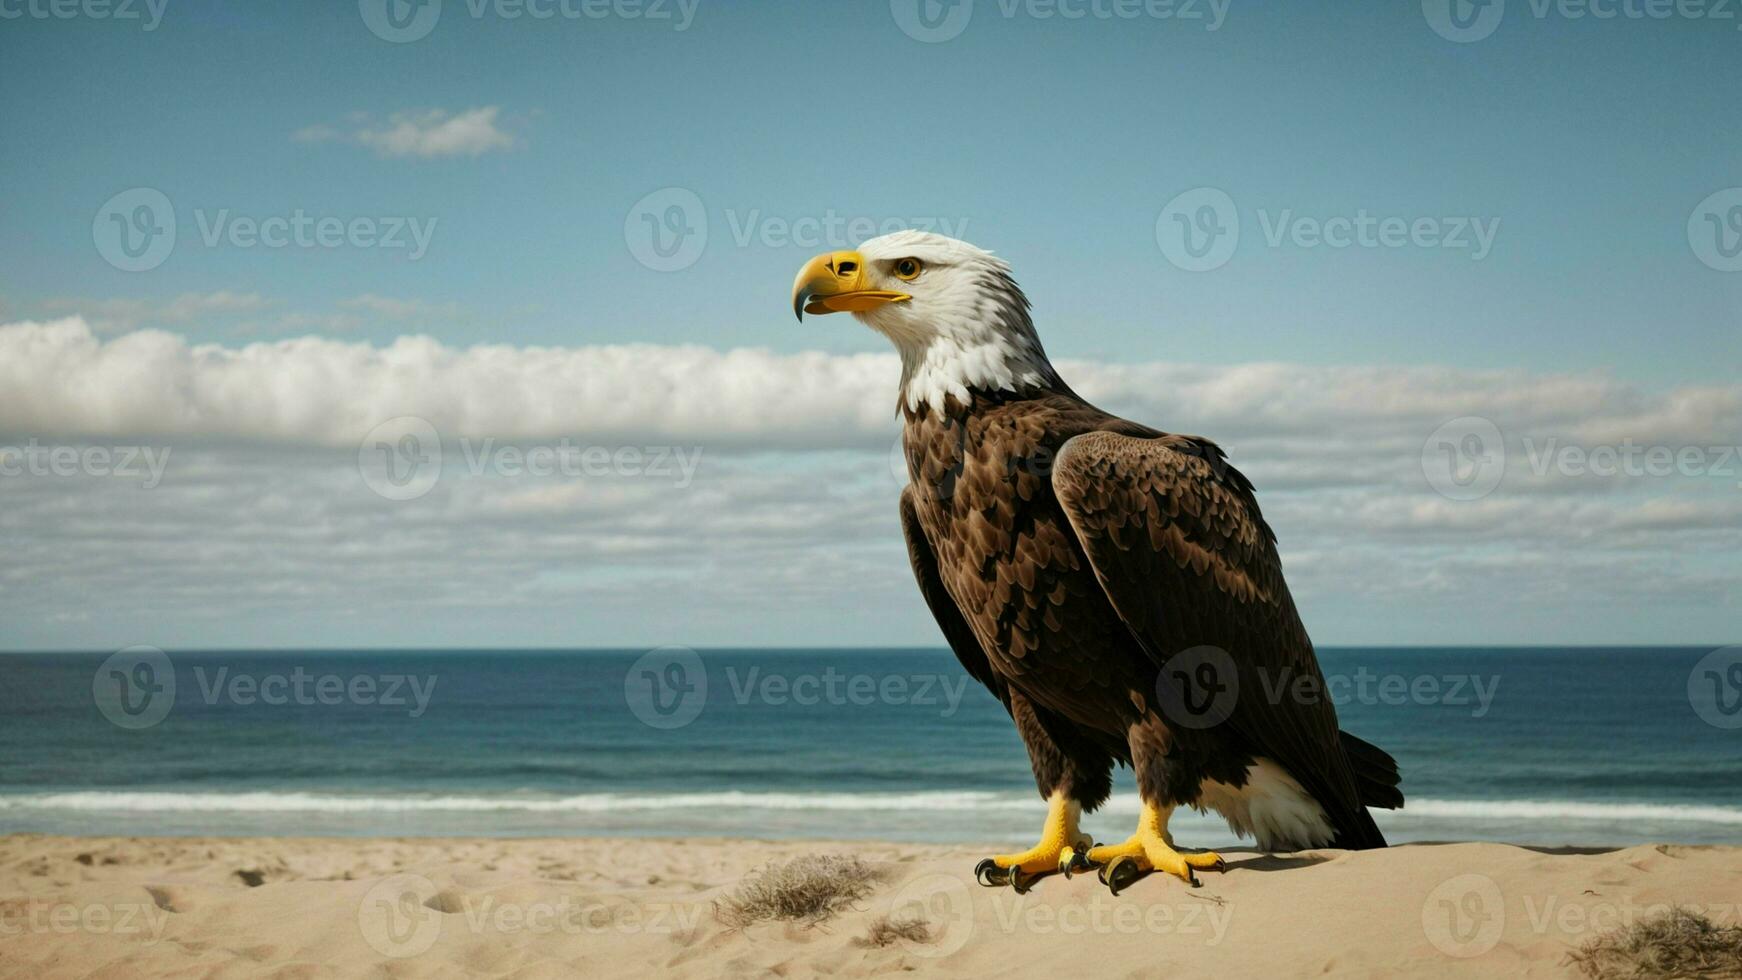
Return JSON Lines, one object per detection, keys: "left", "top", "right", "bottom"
{"left": 1329, "top": 805, "right": 1389, "bottom": 851}
{"left": 1340, "top": 730, "right": 1405, "bottom": 810}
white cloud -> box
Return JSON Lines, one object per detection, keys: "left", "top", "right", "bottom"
{"left": 1, "top": 317, "right": 1737, "bottom": 648}
{"left": 295, "top": 108, "right": 517, "bottom": 158}
{"left": 2, "top": 318, "right": 1736, "bottom": 463}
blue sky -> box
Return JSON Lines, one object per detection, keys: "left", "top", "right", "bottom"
{"left": 1, "top": 0, "right": 1739, "bottom": 649}
{"left": 4, "top": 0, "right": 1739, "bottom": 376}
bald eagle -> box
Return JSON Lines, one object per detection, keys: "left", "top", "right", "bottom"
{"left": 792, "top": 232, "right": 1403, "bottom": 893}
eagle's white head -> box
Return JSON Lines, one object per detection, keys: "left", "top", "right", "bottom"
{"left": 791, "top": 231, "right": 1061, "bottom": 414}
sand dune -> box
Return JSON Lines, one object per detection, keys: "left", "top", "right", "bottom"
{"left": 1, "top": 834, "right": 1738, "bottom": 978}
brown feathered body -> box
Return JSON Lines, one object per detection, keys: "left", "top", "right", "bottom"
{"left": 898, "top": 386, "right": 1402, "bottom": 850}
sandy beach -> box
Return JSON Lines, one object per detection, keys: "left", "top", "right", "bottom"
{"left": 2, "top": 834, "right": 1738, "bottom": 978}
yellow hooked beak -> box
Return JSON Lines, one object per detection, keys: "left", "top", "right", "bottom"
{"left": 791, "top": 250, "right": 911, "bottom": 321}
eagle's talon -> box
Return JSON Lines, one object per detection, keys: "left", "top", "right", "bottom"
{"left": 974, "top": 858, "right": 1009, "bottom": 887}
{"left": 980, "top": 790, "right": 1085, "bottom": 888}
{"left": 1103, "top": 856, "right": 1144, "bottom": 896}
{"left": 1059, "top": 847, "right": 1091, "bottom": 878}
{"left": 1087, "top": 802, "right": 1227, "bottom": 891}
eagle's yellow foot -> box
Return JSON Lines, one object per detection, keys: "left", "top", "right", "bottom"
{"left": 973, "top": 791, "right": 1092, "bottom": 893}
{"left": 1087, "top": 802, "right": 1224, "bottom": 893}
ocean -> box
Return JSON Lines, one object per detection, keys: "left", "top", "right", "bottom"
{"left": 2, "top": 647, "right": 1739, "bottom": 847}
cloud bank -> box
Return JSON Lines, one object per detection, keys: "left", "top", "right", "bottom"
{"left": 2, "top": 318, "right": 1736, "bottom": 649}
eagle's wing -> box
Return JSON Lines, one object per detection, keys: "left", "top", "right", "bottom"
{"left": 1050, "top": 429, "right": 1372, "bottom": 840}
{"left": 900, "top": 484, "right": 1009, "bottom": 709}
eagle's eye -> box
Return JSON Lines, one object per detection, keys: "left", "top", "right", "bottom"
{"left": 893, "top": 258, "right": 923, "bottom": 281}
